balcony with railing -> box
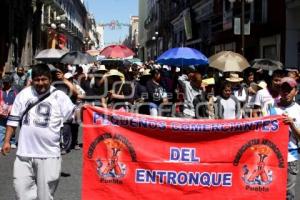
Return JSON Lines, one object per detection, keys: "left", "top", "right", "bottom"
{"left": 144, "top": 6, "right": 158, "bottom": 30}
{"left": 41, "top": 0, "right": 65, "bottom": 15}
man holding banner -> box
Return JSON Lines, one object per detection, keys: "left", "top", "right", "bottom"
{"left": 1, "top": 64, "right": 77, "bottom": 200}
{"left": 270, "top": 77, "right": 300, "bottom": 200}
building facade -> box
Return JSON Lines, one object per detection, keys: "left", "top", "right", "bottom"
{"left": 41, "top": 0, "right": 88, "bottom": 51}
{"left": 0, "top": 0, "right": 44, "bottom": 73}
{"left": 131, "top": 16, "right": 139, "bottom": 53}
{"left": 0, "top": 0, "right": 91, "bottom": 73}
{"left": 86, "top": 14, "right": 100, "bottom": 50}
{"left": 123, "top": 16, "right": 139, "bottom": 58}
{"left": 140, "top": 0, "right": 288, "bottom": 64}
{"left": 96, "top": 25, "right": 105, "bottom": 50}
{"left": 285, "top": 0, "right": 300, "bottom": 68}
{"left": 124, "top": 16, "right": 139, "bottom": 56}
{"left": 143, "top": 0, "right": 160, "bottom": 60}
{"left": 211, "top": 0, "right": 285, "bottom": 62}
{"left": 138, "top": 0, "right": 148, "bottom": 61}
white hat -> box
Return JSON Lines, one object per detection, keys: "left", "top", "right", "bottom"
{"left": 97, "top": 65, "right": 107, "bottom": 71}
{"left": 64, "top": 72, "right": 73, "bottom": 79}
{"left": 226, "top": 73, "right": 243, "bottom": 82}
{"left": 106, "top": 69, "right": 124, "bottom": 78}
{"left": 257, "top": 81, "right": 267, "bottom": 89}
{"left": 249, "top": 82, "right": 259, "bottom": 92}
{"left": 142, "top": 69, "right": 151, "bottom": 76}
{"left": 162, "top": 65, "right": 169, "bottom": 70}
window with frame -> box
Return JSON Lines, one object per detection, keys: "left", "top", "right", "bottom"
{"left": 254, "top": 0, "right": 268, "bottom": 24}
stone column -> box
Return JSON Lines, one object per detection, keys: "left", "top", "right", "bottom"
{"left": 21, "top": 0, "right": 33, "bottom": 67}
{"left": 4, "top": 0, "right": 15, "bottom": 73}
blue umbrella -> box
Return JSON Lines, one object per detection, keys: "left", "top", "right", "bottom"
{"left": 156, "top": 47, "right": 208, "bottom": 66}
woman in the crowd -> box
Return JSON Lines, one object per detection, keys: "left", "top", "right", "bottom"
{"left": 146, "top": 69, "right": 168, "bottom": 116}
{"left": 243, "top": 69, "right": 258, "bottom": 117}
{"left": 215, "top": 81, "right": 241, "bottom": 119}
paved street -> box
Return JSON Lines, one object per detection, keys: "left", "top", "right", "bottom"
{"left": 0, "top": 131, "right": 83, "bottom": 200}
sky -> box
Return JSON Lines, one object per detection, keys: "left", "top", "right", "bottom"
{"left": 84, "top": 0, "right": 138, "bottom": 45}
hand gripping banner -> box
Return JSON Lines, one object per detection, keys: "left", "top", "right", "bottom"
{"left": 82, "top": 106, "right": 289, "bottom": 200}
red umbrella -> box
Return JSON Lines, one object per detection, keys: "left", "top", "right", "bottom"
{"left": 100, "top": 45, "right": 135, "bottom": 58}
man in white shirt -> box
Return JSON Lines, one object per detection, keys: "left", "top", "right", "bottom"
{"left": 253, "top": 70, "right": 286, "bottom": 117}
{"left": 270, "top": 77, "right": 300, "bottom": 199}
{"left": 1, "top": 64, "right": 76, "bottom": 200}
{"left": 178, "top": 72, "right": 204, "bottom": 118}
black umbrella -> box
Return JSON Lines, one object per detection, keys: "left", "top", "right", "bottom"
{"left": 60, "top": 51, "right": 96, "bottom": 64}
{"left": 251, "top": 59, "right": 283, "bottom": 71}
{"left": 35, "top": 48, "right": 68, "bottom": 63}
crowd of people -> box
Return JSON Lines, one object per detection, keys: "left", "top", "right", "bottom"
{"left": 0, "top": 60, "right": 300, "bottom": 199}
{"left": 44, "top": 60, "right": 299, "bottom": 121}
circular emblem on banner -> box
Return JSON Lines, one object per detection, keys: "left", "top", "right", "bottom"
{"left": 233, "top": 139, "right": 285, "bottom": 192}
{"left": 87, "top": 133, "right": 137, "bottom": 183}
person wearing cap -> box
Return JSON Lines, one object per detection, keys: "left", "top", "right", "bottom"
{"left": 268, "top": 77, "right": 300, "bottom": 199}
{"left": 0, "top": 75, "right": 18, "bottom": 151}
{"left": 253, "top": 70, "right": 286, "bottom": 117}
{"left": 226, "top": 73, "right": 247, "bottom": 105}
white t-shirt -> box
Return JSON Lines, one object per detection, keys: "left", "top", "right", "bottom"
{"left": 272, "top": 102, "right": 300, "bottom": 162}
{"left": 178, "top": 75, "right": 203, "bottom": 117}
{"left": 254, "top": 88, "right": 280, "bottom": 116}
{"left": 233, "top": 88, "right": 247, "bottom": 103}
{"left": 7, "top": 86, "right": 76, "bottom": 158}
{"left": 220, "top": 98, "right": 237, "bottom": 119}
